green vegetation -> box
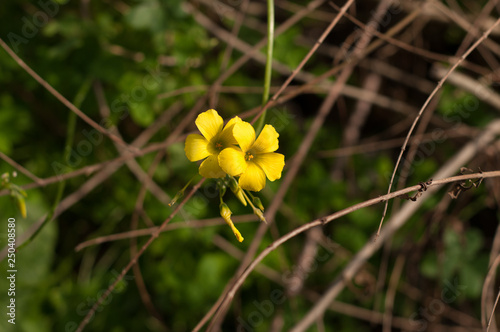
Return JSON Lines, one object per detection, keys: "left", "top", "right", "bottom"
{"left": 1, "top": 0, "right": 499, "bottom": 331}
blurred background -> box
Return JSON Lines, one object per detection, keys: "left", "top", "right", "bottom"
{"left": 1, "top": 0, "right": 500, "bottom": 331}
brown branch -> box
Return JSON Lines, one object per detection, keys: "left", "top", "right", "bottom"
{"left": 0, "top": 102, "right": 186, "bottom": 261}
{"left": 75, "top": 178, "right": 206, "bottom": 332}
{"left": 208, "top": 114, "right": 500, "bottom": 332}
{"left": 129, "top": 150, "right": 169, "bottom": 330}
{"left": 0, "top": 150, "right": 43, "bottom": 185}
{"left": 487, "top": 285, "right": 500, "bottom": 332}
{"left": 194, "top": 1, "right": 358, "bottom": 329}
{"left": 0, "top": 38, "right": 138, "bottom": 154}
{"left": 382, "top": 253, "right": 405, "bottom": 332}
{"left": 290, "top": 118, "right": 500, "bottom": 331}
{"left": 205, "top": 1, "right": 415, "bottom": 329}
{"left": 248, "top": 7, "right": 424, "bottom": 124}
{"left": 432, "top": 64, "right": 500, "bottom": 112}
{"left": 251, "top": 0, "right": 357, "bottom": 125}
{"left": 483, "top": 254, "right": 500, "bottom": 330}
{"left": 75, "top": 215, "right": 257, "bottom": 252}
{"left": 432, "top": 0, "right": 500, "bottom": 58}
{"left": 377, "top": 15, "right": 500, "bottom": 236}
{"left": 212, "top": 169, "right": 500, "bottom": 332}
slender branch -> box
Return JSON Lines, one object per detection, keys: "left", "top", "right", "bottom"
{"left": 211, "top": 170, "right": 500, "bottom": 332}
{"left": 487, "top": 287, "right": 500, "bottom": 332}
{"left": 74, "top": 215, "right": 257, "bottom": 252}
{"left": 377, "top": 16, "right": 500, "bottom": 236}
{"left": 290, "top": 118, "right": 500, "bottom": 331}
{"left": 484, "top": 254, "right": 500, "bottom": 330}
{"left": 0, "top": 38, "right": 138, "bottom": 154}
{"left": 75, "top": 178, "right": 205, "bottom": 332}
{"left": 250, "top": 0, "right": 356, "bottom": 125}
{"left": 19, "top": 78, "right": 92, "bottom": 249}
{"left": 253, "top": 0, "right": 274, "bottom": 135}
{"left": 0, "top": 151, "right": 43, "bottom": 185}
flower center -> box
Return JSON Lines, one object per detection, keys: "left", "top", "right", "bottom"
{"left": 215, "top": 142, "right": 223, "bottom": 150}
{"left": 245, "top": 152, "right": 254, "bottom": 161}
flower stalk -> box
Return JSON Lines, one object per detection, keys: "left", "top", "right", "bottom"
{"left": 168, "top": 176, "right": 196, "bottom": 207}
{"left": 253, "top": 0, "right": 275, "bottom": 135}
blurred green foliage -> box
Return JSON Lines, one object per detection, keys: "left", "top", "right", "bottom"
{"left": 0, "top": 0, "right": 498, "bottom": 331}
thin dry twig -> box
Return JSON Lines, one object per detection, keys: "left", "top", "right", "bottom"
{"left": 291, "top": 119, "right": 500, "bottom": 331}
{"left": 317, "top": 129, "right": 474, "bottom": 158}
{"left": 207, "top": 116, "right": 500, "bottom": 332}
{"left": 330, "top": 73, "right": 382, "bottom": 180}
{"left": 209, "top": 0, "right": 251, "bottom": 108}
{"left": 251, "top": 0, "right": 357, "bottom": 125}
{"left": 0, "top": 38, "right": 137, "bottom": 154}
{"left": 483, "top": 253, "right": 500, "bottom": 330}
{"left": 432, "top": 64, "right": 500, "bottom": 112}
{"left": 483, "top": 188, "right": 500, "bottom": 331}
{"left": 205, "top": 1, "right": 416, "bottom": 329}
{"left": 74, "top": 215, "right": 257, "bottom": 252}
{"left": 377, "top": 16, "right": 500, "bottom": 237}
{"left": 195, "top": 1, "right": 358, "bottom": 329}
{"left": 0, "top": 102, "right": 185, "bottom": 261}
{"left": 247, "top": 7, "right": 424, "bottom": 122}
{"left": 0, "top": 150, "right": 43, "bottom": 185}
{"left": 382, "top": 253, "right": 405, "bottom": 332}
{"left": 75, "top": 178, "right": 206, "bottom": 332}
{"left": 212, "top": 169, "right": 500, "bottom": 332}
{"left": 487, "top": 287, "right": 500, "bottom": 332}
{"left": 432, "top": 0, "right": 500, "bottom": 57}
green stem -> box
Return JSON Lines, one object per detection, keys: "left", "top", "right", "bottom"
{"left": 253, "top": 0, "right": 274, "bottom": 135}
{"left": 242, "top": 189, "right": 266, "bottom": 223}
{"left": 168, "top": 175, "right": 198, "bottom": 206}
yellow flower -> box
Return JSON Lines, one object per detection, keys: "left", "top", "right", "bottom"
{"left": 185, "top": 109, "right": 241, "bottom": 178}
{"left": 218, "top": 122, "right": 285, "bottom": 191}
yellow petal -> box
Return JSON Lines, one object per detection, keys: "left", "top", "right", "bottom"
{"left": 218, "top": 116, "right": 242, "bottom": 146}
{"left": 185, "top": 134, "right": 210, "bottom": 161}
{"left": 233, "top": 121, "right": 255, "bottom": 153}
{"left": 251, "top": 124, "right": 279, "bottom": 154}
{"left": 195, "top": 109, "right": 223, "bottom": 140}
{"left": 218, "top": 147, "right": 247, "bottom": 176}
{"left": 253, "top": 153, "right": 285, "bottom": 181}
{"left": 238, "top": 162, "right": 267, "bottom": 192}
{"left": 199, "top": 154, "right": 226, "bottom": 178}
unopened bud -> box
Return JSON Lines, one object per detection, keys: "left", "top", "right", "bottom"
{"left": 17, "top": 196, "right": 27, "bottom": 218}
{"left": 168, "top": 191, "right": 184, "bottom": 207}
{"left": 252, "top": 197, "right": 264, "bottom": 211}
{"left": 220, "top": 203, "right": 244, "bottom": 242}
{"left": 11, "top": 191, "right": 26, "bottom": 218}
{"left": 220, "top": 202, "right": 231, "bottom": 221}
{"left": 228, "top": 177, "right": 247, "bottom": 206}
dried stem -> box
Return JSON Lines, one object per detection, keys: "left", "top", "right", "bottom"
{"left": 75, "top": 178, "right": 205, "bottom": 332}
{"left": 377, "top": 16, "right": 500, "bottom": 237}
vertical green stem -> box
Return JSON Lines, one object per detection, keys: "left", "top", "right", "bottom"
{"left": 253, "top": 0, "right": 274, "bottom": 135}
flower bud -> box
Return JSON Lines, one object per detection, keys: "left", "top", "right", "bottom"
{"left": 220, "top": 203, "right": 244, "bottom": 242}
{"left": 252, "top": 197, "right": 265, "bottom": 211}
{"left": 228, "top": 177, "right": 247, "bottom": 206}
{"left": 16, "top": 195, "right": 27, "bottom": 218}
{"left": 220, "top": 202, "right": 232, "bottom": 221}
{"left": 168, "top": 190, "right": 184, "bottom": 207}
